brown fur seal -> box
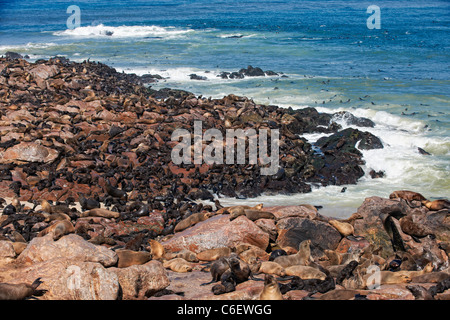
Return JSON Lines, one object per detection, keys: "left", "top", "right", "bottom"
{"left": 164, "top": 249, "right": 198, "bottom": 262}
{"left": 174, "top": 212, "right": 213, "bottom": 232}
{"left": 201, "top": 257, "right": 230, "bottom": 286}
{"left": 0, "top": 278, "right": 46, "bottom": 300}
{"left": 257, "top": 261, "right": 286, "bottom": 277}
{"left": 217, "top": 203, "right": 263, "bottom": 214}
{"left": 37, "top": 220, "right": 75, "bottom": 240}
{"left": 259, "top": 274, "right": 283, "bottom": 300}
{"left": 362, "top": 270, "right": 412, "bottom": 287}
{"left": 12, "top": 242, "right": 27, "bottom": 255}
{"left": 284, "top": 265, "right": 327, "bottom": 280}
{"left": 233, "top": 209, "right": 276, "bottom": 221}
{"left": 116, "top": 249, "right": 152, "bottom": 268}
{"left": 222, "top": 256, "right": 262, "bottom": 283}
{"left": 238, "top": 245, "right": 269, "bottom": 264}
{"left": 399, "top": 215, "right": 434, "bottom": 238}
{"left": 43, "top": 212, "right": 71, "bottom": 222}
{"left": 422, "top": 199, "right": 450, "bottom": 211}
{"left": 148, "top": 239, "right": 165, "bottom": 260}
{"left": 197, "top": 247, "right": 232, "bottom": 261}
{"left": 389, "top": 190, "right": 427, "bottom": 202}
{"left": 329, "top": 219, "right": 354, "bottom": 237}
{"left": 80, "top": 208, "right": 120, "bottom": 219}
{"left": 274, "top": 239, "right": 311, "bottom": 268}
{"left": 163, "top": 257, "right": 193, "bottom": 272}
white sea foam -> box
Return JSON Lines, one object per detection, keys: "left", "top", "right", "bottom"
{"left": 0, "top": 42, "right": 58, "bottom": 52}
{"left": 53, "top": 24, "right": 194, "bottom": 39}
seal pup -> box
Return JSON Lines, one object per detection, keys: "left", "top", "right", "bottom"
{"left": 273, "top": 239, "right": 311, "bottom": 268}
{"left": 78, "top": 193, "right": 100, "bottom": 210}
{"left": 148, "top": 239, "right": 165, "bottom": 260}
{"left": 163, "top": 257, "right": 193, "bottom": 273}
{"left": 269, "top": 249, "right": 287, "bottom": 261}
{"left": 0, "top": 278, "right": 47, "bottom": 300}
{"left": 259, "top": 274, "right": 283, "bottom": 300}
{"left": 407, "top": 285, "right": 434, "bottom": 300}
{"left": 201, "top": 257, "right": 230, "bottom": 286}
{"left": 105, "top": 180, "right": 127, "bottom": 200}
{"left": 116, "top": 249, "right": 152, "bottom": 268}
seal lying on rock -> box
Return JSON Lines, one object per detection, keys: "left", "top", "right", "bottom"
{"left": 230, "top": 209, "right": 276, "bottom": 221}
{"left": 0, "top": 278, "right": 47, "bottom": 300}
{"left": 174, "top": 212, "right": 214, "bottom": 232}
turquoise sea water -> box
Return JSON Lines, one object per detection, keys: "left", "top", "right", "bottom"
{"left": 0, "top": 0, "right": 449, "bottom": 216}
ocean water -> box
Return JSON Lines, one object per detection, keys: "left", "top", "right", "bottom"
{"left": 0, "top": 0, "right": 449, "bottom": 217}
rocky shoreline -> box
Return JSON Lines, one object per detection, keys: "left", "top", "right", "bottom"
{"left": 0, "top": 56, "right": 448, "bottom": 300}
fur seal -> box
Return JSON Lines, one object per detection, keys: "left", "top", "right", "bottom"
{"left": 232, "top": 209, "right": 276, "bottom": 221}
{"left": 148, "top": 239, "right": 165, "bottom": 260}
{"left": 12, "top": 242, "right": 27, "bottom": 255}
{"left": 37, "top": 219, "right": 75, "bottom": 240}
{"left": 259, "top": 274, "right": 283, "bottom": 300}
{"left": 407, "top": 285, "right": 434, "bottom": 300}
{"left": 197, "top": 247, "right": 232, "bottom": 261}
{"left": 80, "top": 208, "right": 120, "bottom": 219}
{"left": 269, "top": 249, "right": 287, "bottom": 261}
{"left": 217, "top": 203, "right": 263, "bottom": 216}
{"left": 174, "top": 212, "right": 213, "bottom": 233}
{"left": 329, "top": 219, "right": 354, "bottom": 237}
{"left": 163, "top": 257, "right": 193, "bottom": 272}
{"left": 0, "top": 278, "right": 47, "bottom": 300}
{"left": 363, "top": 270, "right": 412, "bottom": 287}
{"left": 201, "top": 257, "right": 230, "bottom": 286}
{"left": 274, "top": 239, "right": 311, "bottom": 268}
{"left": 257, "top": 261, "right": 286, "bottom": 277}
{"left": 105, "top": 180, "right": 127, "bottom": 200}
{"left": 399, "top": 215, "right": 434, "bottom": 238}
{"left": 422, "top": 199, "right": 450, "bottom": 211}
{"left": 389, "top": 190, "right": 427, "bottom": 202}
{"left": 78, "top": 193, "right": 100, "bottom": 210}
{"left": 116, "top": 249, "right": 152, "bottom": 268}
{"left": 284, "top": 265, "right": 327, "bottom": 280}
{"left": 238, "top": 246, "right": 269, "bottom": 264}
{"left": 164, "top": 249, "right": 198, "bottom": 262}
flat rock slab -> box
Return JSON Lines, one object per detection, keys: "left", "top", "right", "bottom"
{"left": 162, "top": 214, "right": 269, "bottom": 253}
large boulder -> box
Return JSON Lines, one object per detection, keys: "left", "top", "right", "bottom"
{"left": 109, "top": 261, "right": 169, "bottom": 299}
{"left": 17, "top": 234, "right": 118, "bottom": 267}
{"left": 0, "top": 258, "right": 120, "bottom": 300}
{"left": 0, "top": 142, "right": 59, "bottom": 164}
{"left": 162, "top": 214, "right": 269, "bottom": 253}
{"left": 276, "top": 217, "right": 341, "bottom": 258}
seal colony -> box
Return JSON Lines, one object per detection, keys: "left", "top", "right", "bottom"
{"left": 0, "top": 56, "right": 448, "bottom": 300}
